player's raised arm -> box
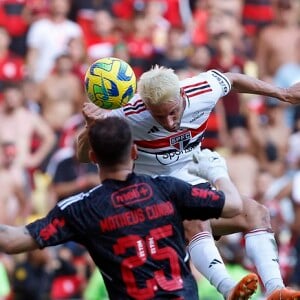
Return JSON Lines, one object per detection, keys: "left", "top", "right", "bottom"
{"left": 225, "top": 72, "right": 300, "bottom": 105}
{"left": 0, "top": 225, "right": 38, "bottom": 254}
{"left": 77, "top": 102, "right": 111, "bottom": 162}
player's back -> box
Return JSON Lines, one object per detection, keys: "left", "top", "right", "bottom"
{"left": 59, "top": 173, "right": 199, "bottom": 300}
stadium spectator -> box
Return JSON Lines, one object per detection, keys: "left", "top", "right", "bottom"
{"left": 11, "top": 249, "right": 53, "bottom": 300}
{"left": 225, "top": 115, "right": 260, "bottom": 199}
{"left": 157, "top": 25, "right": 189, "bottom": 73}
{"left": 78, "top": 65, "right": 300, "bottom": 299}
{"left": 49, "top": 133, "right": 99, "bottom": 203}
{"left": 0, "top": 26, "right": 24, "bottom": 100}
{"left": 84, "top": 9, "right": 120, "bottom": 64}
{"left": 247, "top": 98, "right": 291, "bottom": 177}
{"left": 189, "top": 0, "right": 209, "bottom": 46}
{"left": 256, "top": 0, "right": 300, "bottom": 81}
{"left": 0, "top": 82, "right": 56, "bottom": 172}
{"left": 143, "top": 0, "right": 170, "bottom": 55}
{"left": 125, "top": 11, "right": 154, "bottom": 77}
{"left": 39, "top": 53, "right": 84, "bottom": 135}
{"left": 66, "top": 36, "right": 89, "bottom": 82}
{"left": 0, "top": 142, "right": 30, "bottom": 225}
{"left": 0, "top": 116, "right": 250, "bottom": 299}
{"left": 26, "top": 0, "right": 83, "bottom": 82}
{"left": 207, "top": 31, "right": 245, "bottom": 122}
{"left": 0, "top": 0, "right": 29, "bottom": 56}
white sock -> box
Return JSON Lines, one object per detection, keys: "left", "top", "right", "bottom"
{"left": 188, "top": 231, "right": 236, "bottom": 297}
{"left": 245, "top": 229, "right": 284, "bottom": 294}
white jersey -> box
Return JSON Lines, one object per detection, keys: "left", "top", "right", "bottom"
{"left": 111, "top": 70, "right": 231, "bottom": 184}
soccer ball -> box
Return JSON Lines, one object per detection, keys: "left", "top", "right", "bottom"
{"left": 84, "top": 57, "right": 136, "bottom": 109}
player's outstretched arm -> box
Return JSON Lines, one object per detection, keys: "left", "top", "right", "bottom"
{"left": 188, "top": 149, "right": 242, "bottom": 218}
{"left": 226, "top": 72, "right": 300, "bottom": 105}
{"left": 77, "top": 102, "right": 111, "bottom": 162}
{"left": 0, "top": 225, "right": 39, "bottom": 254}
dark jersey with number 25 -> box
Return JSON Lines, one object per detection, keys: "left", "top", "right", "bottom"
{"left": 27, "top": 173, "right": 225, "bottom": 300}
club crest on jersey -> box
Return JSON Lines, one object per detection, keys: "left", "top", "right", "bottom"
{"left": 170, "top": 131, "right": 192, "bottom": 151}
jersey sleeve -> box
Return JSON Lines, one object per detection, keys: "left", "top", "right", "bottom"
{"left": 26, "top": 205, "right": 77, "bottom": 248}
{"left": 158, "top": 177, "right": 225, "bottom": 220}
{"left": 205, "top": 69, "right": 231, "bottom": 97}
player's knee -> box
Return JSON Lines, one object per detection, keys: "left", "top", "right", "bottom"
{"left": 183, "top": 219, "right": 212, "bottom": 242}
{"left": 241, "top": 197, "right": 271, "bottom": 231}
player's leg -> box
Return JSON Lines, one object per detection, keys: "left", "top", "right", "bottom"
{"left": 210, "top": 195, "right": 300, "bottom": 299}
{"left": 185, "top": 219, "right": 258, "bottom": 299}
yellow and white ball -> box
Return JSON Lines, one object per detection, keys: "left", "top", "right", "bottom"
{"left": 84, "top": 57, "right": 136, "bottom": 109}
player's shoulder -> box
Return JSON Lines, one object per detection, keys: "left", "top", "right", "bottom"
{"left": 181, "top": 69, "right": 231, "bottom": 96}
{"left": 122, "top": 94, "right": 148, "bottom": 117}
{"left": 152, "top": 175, "right": 186, "bottom": 187}
{"left": 57, "top": 185, "right": 101, "bottom": 211}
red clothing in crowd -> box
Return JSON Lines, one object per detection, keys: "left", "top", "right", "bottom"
{"left": 0, "top": 51, "right": 24, "bottom": 100}
{"left": 112, "top": 0, "right": 183, "bottom": 27}
{"left": 242, "top": 0, "right": 274, "bottom": 36}
{"left": 0, "top": 0, "right": 28, "bottom": 37}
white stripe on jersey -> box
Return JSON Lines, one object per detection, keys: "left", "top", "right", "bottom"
{"left": 58, "top": 193, "right": 85, "bottom": 210}
{"left": 58, "top": 185, "right": 101, "bottom": 210}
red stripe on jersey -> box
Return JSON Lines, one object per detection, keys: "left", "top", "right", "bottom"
{"left": 125, "top": 107, "right": 147, "bottom": 116}
{"left": 188, "top": 88, "right": 213, "bottom": 97}
{"left": 124, "top": 99, "right": 146, "bottom": 116}
{"left": 124, "top": 99, "right": 143, "bottom": 108}
{"left": 135, "top": 120, "right": 208, "bottom": 149}
{"left": 182, "top": 81, "right": 208, "bottom": 89}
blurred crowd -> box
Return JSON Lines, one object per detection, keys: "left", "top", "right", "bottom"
{"left": 0, "top": 0, "right": 300, "bottom": 299}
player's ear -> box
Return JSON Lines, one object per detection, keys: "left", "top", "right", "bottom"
{"left": 89, "top": 150, "right": 98, "bottom": 164}
{"left": 131, "top": 144, "right": 138, "bottom": 160}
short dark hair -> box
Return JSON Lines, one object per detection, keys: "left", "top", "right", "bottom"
{"left": 88, "top": 117, "right": 132, "bottom": 166}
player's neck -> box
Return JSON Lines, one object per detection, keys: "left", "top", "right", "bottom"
{"left": 100, "top": 164, "right": 134, "bottom": 182}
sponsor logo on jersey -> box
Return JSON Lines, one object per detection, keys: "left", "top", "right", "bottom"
{"left": 112, "top": 183, "right": 153, "bottom": 207}
{"left": 155, "top": 145, "right": 195, "bottom": 164}
{"left": 40, "top": 218, "right": 66, "bottom": 241}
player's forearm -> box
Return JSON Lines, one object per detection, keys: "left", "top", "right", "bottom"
{"left": 76, "top": 127, "right": 91, "bottom": 163}
{"left": 214, "top": 178, "right": 242, "bottom": 218}
{"left": 226, "top": 72, "right": 283, "bottom": 99}
{"left": 0, "top": 225, "right": 38, "bottom": 254}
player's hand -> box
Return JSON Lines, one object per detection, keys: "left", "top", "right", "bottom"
{"left": 284, "top": 82, "right": 300, "bottom": 105}
{"left": 188, "top": 149, "right": 230, "bottom": 183}
{"left": 279, "top": 81, "right": 300, "bottom": 105}
{"left": 82, "top": 102, "right": 110, "bottom": 127}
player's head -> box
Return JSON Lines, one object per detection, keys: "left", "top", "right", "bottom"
{"left": 138, "top": 65, "right": 186, "bottom": 132}
{"left": 88, "top": 117, "right": 136, "bottom": 168}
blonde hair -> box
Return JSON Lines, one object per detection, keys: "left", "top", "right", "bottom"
{"left": 138, "top": 65, "right": 181, "bottom": 105}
